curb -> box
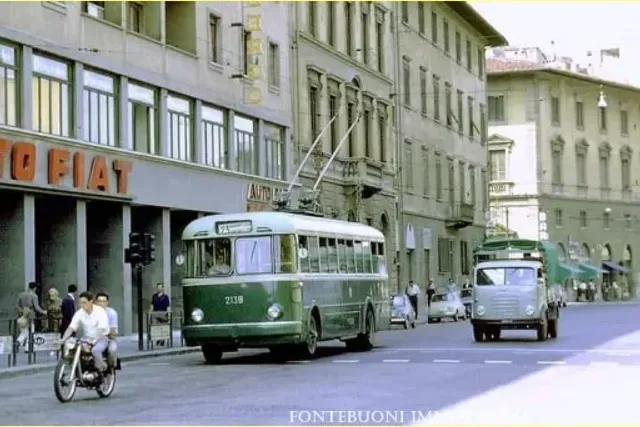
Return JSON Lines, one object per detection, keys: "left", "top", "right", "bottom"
{"left": 0, "top": 347, "right": 200, "bottom": 380}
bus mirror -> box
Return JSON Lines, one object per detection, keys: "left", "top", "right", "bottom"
{"left": 175, "top": 253, "right": 185, "bottom": 266}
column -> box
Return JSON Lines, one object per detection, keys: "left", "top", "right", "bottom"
{"left": 0, "top": 193, "right": 30, "bottom": 315}
{"left": 119, "top": 76, "right": 130, "bottom": 149}
{"left": 162, "top": 209, "right": 171, "bottom": 300}
{"left": 23, "top": 195, "right": 35, "bottom": 286}
{"left": 319, "top": 73, "right": 329, "bottom": 153}
{"left": 121, "top": 205, "right": 133, "bottom": 335}
{"left": 194, "top": 99, "right": 204, "bottom": 164}
{"left": 76, "top": 200, "right": 87, "bottom": 291}
{"left": 257, "top": 119, "right": 266, "bottom": 177}
{"left": 20, "top": 46, "right": 33, "bottom": 130}
{"left": 284, "top": 126, "right": 293, "bottom": 182}
{"left": 73, "top": 61, "right": 85, "bottom": 140}
{"left": 159, "top": 88, "right": 169, "bottom": 157}
{"left": 227, "top": 110, "right": 236, "bottom": 170}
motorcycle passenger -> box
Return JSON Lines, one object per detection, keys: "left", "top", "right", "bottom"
{"left": 95, "top": 291, "right": 118, "bottom": 367}
{"left": 59, "top": 291, "right": 110, "bottom": 375}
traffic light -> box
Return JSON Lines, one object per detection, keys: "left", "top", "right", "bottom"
{"left": 142, "top": 233, "right": 156, "bottom": 265}
{"left": 125, "top": 232, "right": 143, "bottom": 266}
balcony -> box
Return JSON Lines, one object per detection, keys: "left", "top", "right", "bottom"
{"left": 445, "top": 202, "right": 475, "bottom": 229}
{"left": 342, "top": 157, "right": 386, "bottom": 199}
{"left": 488, "top": 181, "right": 515, "bottom": 197}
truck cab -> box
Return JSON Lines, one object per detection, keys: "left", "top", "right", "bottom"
{"left": 471, "top": 240, "right": 559, "bottom": 342}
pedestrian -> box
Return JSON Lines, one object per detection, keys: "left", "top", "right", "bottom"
{"left": 60, "top": 284, "right": 77, "bottom": 337}
{"left": 45, "top": 288, "right": 62, "bottom": 333}
{"left": 462, "top": 278, "right": 472, "bottom": 290}
{"left": 447, "top": 278, "right": 458, "bottom": 293}
{"left": 426, "top": 279, "right": 436, "bottom": 308}
{"left": 405, "top": 280, "right": 420, "bottom": 319}
{"left": 15, "top": 282, "right": 47, "bottom": 351}
{"left": 578, "top": 280, "right": 587, "bottom": 302}
{"left": 588, "top": 279, "right": 596, "bottom": 302}
{"left": 150, "top": 283, "right": 171, "bottom": 346}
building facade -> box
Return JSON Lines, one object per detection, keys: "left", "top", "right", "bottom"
{"left": 0, "top": 1, "right": 293, "bottom": 334}
{"left": 396, "top": 2, "right": 506, "bottom": 290}
{"left": 487, "top": 48, "right": 639, "bottom": 296}
{"left": 289, "top": 2, "right": 398, "bottom": 283}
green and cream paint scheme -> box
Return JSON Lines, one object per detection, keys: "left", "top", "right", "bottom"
{"left": 180, "top": 212, "right": 390, "bottom": 363}
{"left": 487, "top": 48, "right": 640, "bottom": 296}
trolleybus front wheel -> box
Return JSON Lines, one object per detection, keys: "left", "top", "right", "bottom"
{"left": 296, "top": 314, "right": 319, "bottom": 359}
{"left": 202, "top": 344, "right": 223, "bottom": 364}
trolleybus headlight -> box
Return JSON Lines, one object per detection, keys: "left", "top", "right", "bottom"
{"left": 525, "top": 305, "right": 535, "bottom": 316}
{"left": 267, "top": 304, "right": 283, "bottom": 320}
{"left": 476, "top": 305, "right": 486, "bottom": 316}
{"left": 191, "top": 308, "right": 204, "bottom": 323}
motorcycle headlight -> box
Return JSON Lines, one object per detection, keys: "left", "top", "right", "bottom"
{"left": 525, "top": 305, "right": 535, "bottom": 316}
{"left": 267, "top": 304, "right": 283, "bottom": 320}
{"left": 476, "top": 305, "right": 486, "bottom": 316}
{"left": 191, "top": 308, "right": 204, "bottom": 323}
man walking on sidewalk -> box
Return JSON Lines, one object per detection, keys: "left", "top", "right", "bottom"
{"left": 405, "top": 280, "right": 420, "bottom": 320}
{"left": 426, "top": 279, "right": 436, "bottom": 308}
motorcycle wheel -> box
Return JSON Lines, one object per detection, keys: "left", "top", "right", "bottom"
{"left": 53, "top": 358, "right": 77, "bottom": 403}
{"left": 96, "top": 368, "right": 116, "bottom": 398}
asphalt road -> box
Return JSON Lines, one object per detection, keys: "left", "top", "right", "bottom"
{"left": 1, "top": 302, "right": 640, "bottom": 425}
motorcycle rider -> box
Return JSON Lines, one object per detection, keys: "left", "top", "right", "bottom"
{"left": 95, "top": 291, "right": 118, "bottom": 367}
{"left": 59, "top": 291, "right": 110, "bottom": 376}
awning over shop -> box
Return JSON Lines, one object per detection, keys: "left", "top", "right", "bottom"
{"left": 602, "top": 260, "right": 629, "bottom": 273}
{"left": 558, "top": 263, "right": 583, "bottom": 281}
{"left": 578, "top": 263, "right": 606, "bottom": 278}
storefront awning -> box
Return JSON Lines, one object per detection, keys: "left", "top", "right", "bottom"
{"left": 558, "top": 263, "right": 583, "bottom": 280}
{"left": 602, "top": 260, "right": 629, "bottom": 273}
{"left": 578, "top": 263, "right": 606, "bottom": 277}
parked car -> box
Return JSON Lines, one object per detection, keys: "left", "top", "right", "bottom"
{"left": 390, "top": 294, "right": 416, "bottom": 329}
{"left": 428, "top": 292, "right": 466, "bottom": 323}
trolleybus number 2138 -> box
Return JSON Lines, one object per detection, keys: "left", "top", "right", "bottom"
{"left": 180, "top": 212, "right": 390, "bottom": 364}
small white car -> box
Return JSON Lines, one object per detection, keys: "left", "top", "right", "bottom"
{"left": 428, "top": 292, "right": 466, "bottom": 323}
{"left": 390, "top": 294, "right": 416, "bottom": 329}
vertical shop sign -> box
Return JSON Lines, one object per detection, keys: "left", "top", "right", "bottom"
{"left": 245, "top": 2, "right": 263, "bottom": 105}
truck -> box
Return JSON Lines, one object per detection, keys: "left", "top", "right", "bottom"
{"left": 470, "top": 238, "right": 560, "bottom": 342}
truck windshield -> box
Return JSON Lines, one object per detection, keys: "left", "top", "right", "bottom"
{"left": 477, "top": 267, "right": 536, "bottom": 286}
{"left": 184, "top": 238, "right": 232, "bottom": 278}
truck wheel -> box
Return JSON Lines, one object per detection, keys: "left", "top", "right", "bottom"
{"left": 473, "top": 326, "right": 484, "bottom": 342}
{"left": 548, "top": 317, "right": 558, "bottom": 339}
{"left": 537, "top": 313, "right": 549, "bottom": 342}
{"left": 202, "top": 345, "right": 223, "bottom": 364}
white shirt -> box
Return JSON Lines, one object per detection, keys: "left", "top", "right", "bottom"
{"left": 69, "top": 305, "right": 109, "bottom": 340}
{"left": 406, "top": 284, "right": 419, "bottom": 296}
{"left": 105, "top": 307, "right": 118, "bottom": 334}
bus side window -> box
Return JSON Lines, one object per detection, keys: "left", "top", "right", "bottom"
{"left": 299, "top": 235, "right": 310, "bottom": 273}
{"left": 308, "top": 236, "right": 320, "bottom": 273}
{"left": 362, "top": 241, "right": 372, "bottom": 273}
{"left": 319, "top": 237, "right": 329, "bottom": 273}
{"left": 327, "top": 238, "right": 338, "bottom": 273}
{"left": 337, "top": 239, "right": 347, "bottom": 273}
{"left": 354, "top": 241, "right": 363, "bottom": 273}
{"left": 371, "top": 242, "right": 379, "bottom": 273}
{"left": 276, "top": 234, "right": 296, "bottom": 273}
{"left": 346, "top": 240, "right": 356, "bottom": 273}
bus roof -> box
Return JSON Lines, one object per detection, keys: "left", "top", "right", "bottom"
{"left": 182, "top": 212, "right": 385, "bottom": 240}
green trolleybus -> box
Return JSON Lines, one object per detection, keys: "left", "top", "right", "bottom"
{"left": 180, "top": 211, "right": 390, "bottom": 363}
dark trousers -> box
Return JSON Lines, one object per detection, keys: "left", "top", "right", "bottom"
{"left": 426, "top": 291, "right": 435, "bottom": 307}
{"left": 408, "top": 295, "right": 418, "bottom": 317}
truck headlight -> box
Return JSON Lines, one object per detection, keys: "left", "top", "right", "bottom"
{"left": 476, "top": 305, "right": 485, "bottom": 316}
{"left": 525, "top": 305, "right": 535, "bottom": 316}
{"left": 191, "top": 308, "right": 204, "bottom": 323}
{"left": 267, "top": 304, "right": 283, "bottom": 320}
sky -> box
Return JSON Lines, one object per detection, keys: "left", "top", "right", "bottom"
{"left": 471, "top": 2, "right": 640, "bottom": 79}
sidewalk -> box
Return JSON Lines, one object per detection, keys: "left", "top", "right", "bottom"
{"left": 0, "top": 330, "right": 199, "bottom": 380}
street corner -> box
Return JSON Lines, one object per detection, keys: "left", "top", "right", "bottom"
{"left": 0, "top": 346, "right": 200, "bottom": 380}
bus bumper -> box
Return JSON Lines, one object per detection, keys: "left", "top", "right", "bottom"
{"left": 471, "top": 318, "right": 543, "bottom": 330}
{"left": 182, "top": 321, "right": 303, "bottom": 347}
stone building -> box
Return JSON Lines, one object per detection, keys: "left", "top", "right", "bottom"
{"left": 0, "top": 1, "right": 293, "bottom": 334}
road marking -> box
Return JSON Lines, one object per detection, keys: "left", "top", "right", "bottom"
{"left": 537, "top": 360, "right": 566, "bottom": 365}
{"left": 433, "top": 359, "right": 460, "bottom": 363}
{"left": 382, "top": 359, "right": 410, "bottom": 363}
{"left": 287, "top": 360, "right": 311, "bottom": 364}
{"left": 333, "top": 359, "right": 360, "bottom": 363}
{"left": 484, "top": 360, "right": 513, "bottom": 364}
{"left": 380, "top": 347, "right": 640, "bottom": 354}
{"left": 147, "top": 362, "right": 171, "bottom": 366}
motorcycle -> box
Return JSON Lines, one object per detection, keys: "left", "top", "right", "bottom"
{"left": 53, "top": 338, "right": 119, "bottom": 403}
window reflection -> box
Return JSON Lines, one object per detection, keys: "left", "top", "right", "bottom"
{"left": 265, "top": 122, "right": 284, "bottom": 180}
{"left": 32, "top": 54, "right": 70, "bottom": 137}
{"left": 234, "top": 115, "right": 255, "bottom": 174}
{"left": 202, "top": 105, "right": 226, "bottom": 168}
{"left": 0, "top": 44, "right": 17, "bottom": 127}
{"left": 83, "top": 69, "right": 116, "bottom": 146}
{"left": 127, "top": 82, "right": 157, "bottom": 154}
{"left": 167, "top": 95, "right": 192, "bottom": 162}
